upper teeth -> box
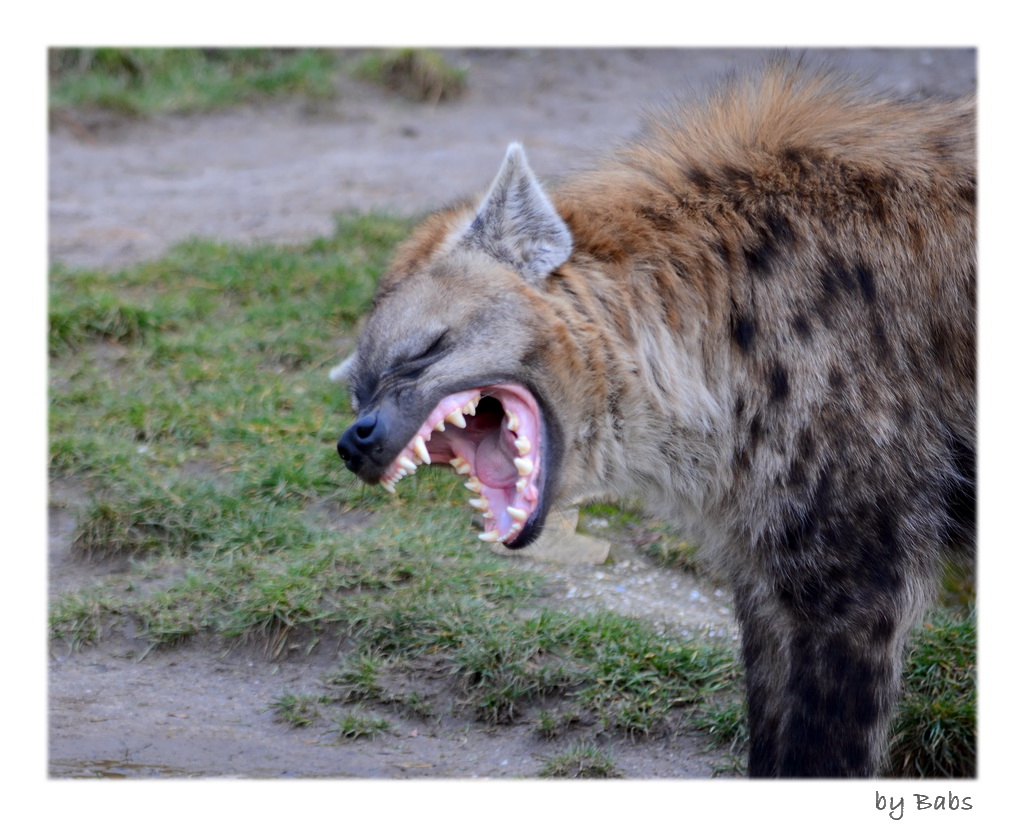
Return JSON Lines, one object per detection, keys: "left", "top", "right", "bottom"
{"left": 413, "top": 435, "right": 431, "bottom": 465}
{"left": 446, "top": 409, "right": 467, "bottom": 428}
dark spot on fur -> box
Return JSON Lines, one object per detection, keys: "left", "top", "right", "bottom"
{"left": 780, "top": 145, "right": 828, "bottom": 176}
{"left": 768, "top": 362, "right": 790, "bottom": 402}
{"left": 743, "top": 211, "right": 794, "bottom": 278}
{"left": 855, "top": 262, "right": 876, "bottom": 304}
{"left": 848, "top": 169, "right": 897, "bottom": 224}
{"left": 731, "top": 311, "right": 757, "bottom": 352}
{"left": 748, "top": 413, "right": 764, "bottom": 449}
{"left": 820, "top": 255, "right": 854, "bottom": 295}
{"left": 786, "top": 456, "right": 807, "bottom": 489}
{"left": 781, "top": 145, "right": 805, "bottom": 167}
{"left": 637, "top": 204, "right": 677, "bottom": 232}
{"left": 871, "top": 613, "right": 896, "bottom": 643}
{"left": 765, "top": 211, "right": 795, "bottom": 246}
{"left": 792, "top": 313, "right": 812, "bottom": 341}
{"left": 687, "top": 166, "right": 714, "bottom": 190}
{"left": 723, "top": 164, "right": 755, "bottom": 189}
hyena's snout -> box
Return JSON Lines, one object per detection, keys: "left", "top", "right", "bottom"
{"left": 336, "top": 411, "right": 390, "bottom": 477}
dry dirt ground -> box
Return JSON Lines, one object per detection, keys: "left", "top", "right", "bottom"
{"left": 47, "top": 48, "right": 976, "bottom": 780}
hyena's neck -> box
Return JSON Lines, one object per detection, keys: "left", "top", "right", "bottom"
{"left": 541, "top": 204, "right": 731, "bottom": 525}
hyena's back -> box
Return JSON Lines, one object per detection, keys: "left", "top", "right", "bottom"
{"left": 552, "top": 65, "right": 975, "bottom": 553}
{"left": 338, "top": 62, "right": 975, "bottom": 777}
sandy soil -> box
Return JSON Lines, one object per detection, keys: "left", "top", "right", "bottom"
{"left": 47, "top": 47, "right": 976, "bottom": 780}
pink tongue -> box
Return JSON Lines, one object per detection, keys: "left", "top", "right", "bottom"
{"left": 475, "top": 429, "right": 517, "bottom": 488}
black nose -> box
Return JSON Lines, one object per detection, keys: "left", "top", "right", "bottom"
{"left": 337, "top": 412, "right": 382, "bottom": 472}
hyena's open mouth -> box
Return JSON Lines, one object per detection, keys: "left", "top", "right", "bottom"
{"left": 376, "top": 382, "right": 543, "bottom": 546}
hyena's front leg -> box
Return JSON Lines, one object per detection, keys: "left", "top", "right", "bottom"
{"left": 775, "top": 607, "right": 910, "bottom": 777}
{"left": 736, "top": 572, "right": 919, "bottom": 777}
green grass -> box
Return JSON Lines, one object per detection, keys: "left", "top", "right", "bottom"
{"left": 328, "top": 709, "right": 393, "bottom": 741}
{"left": 48, "top": 212, "right": 975, "bottom": 777}
{"left": 351, "top": 49, "right": 467, "bottom": 103}
{"left": 269, "top": 693, "right": 329, "bottom": 728}
{"left": 49, "top": 48, "right": 338, "bottom": 116}
{"left": 539, "top": 741, "right": 623, "bottom": 779}
{"left": 887, "top": 610, "right": 976, "bottom": 778}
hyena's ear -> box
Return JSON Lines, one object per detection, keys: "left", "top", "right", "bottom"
{"left": 329, "top": 353, "right": 360, "bottom": 412}
{"left": 329, "top": 353, "right": 356, "bottom": 384}
{"left": 456, "top": 142, "right": 573, "bottom": 284}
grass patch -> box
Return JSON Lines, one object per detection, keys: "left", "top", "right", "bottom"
{"left": 49, "top": 48, "right": 337, "bottom": 116}
{"left": 328, "top": 710, "right": 393, "bottom": 741}
{"left": 270, "top": 693, "right": 329, "bottom": 728}
{"left": 351, "top": 49, "right": 467, "bottom": 103}
{"left": 540, "top": 741, "right": 623, "bottom": 779}
{"left": 887, "top": 611, "right": 976, "bottom": 778}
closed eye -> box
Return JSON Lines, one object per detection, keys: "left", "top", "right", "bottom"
{"left": 413, "top": 330, "right": 448, "bottom": 363}
{"left": 382, "top": 330, "right": 450, "bottom": 382}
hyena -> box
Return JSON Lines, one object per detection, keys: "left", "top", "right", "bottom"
{"left": 334, "top": 61, "right": 975, "bottom": 777}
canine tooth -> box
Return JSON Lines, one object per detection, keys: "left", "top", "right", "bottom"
{"left": 507, "top": 506, "right": 529, "bottom": 523}
{"left": 506, "top": 411, "right": 520, "bottom": 432}
{"left": 465, "top": 478, "right": 483, "bottom": 494}
{"left": 399, "top": 456, "right": 418, "bottom": 473}
{"left": 445, "top": 409, "right": 467, "bottom": 428}
{"left": 516, "top": 477, "right": 527, "bottom": 493}
{"left": 514, "top": 436, "right": 531, "bottom": 456}
{"left": 469, "top": 498, "right": 489, "bottom": 512}
{"left": 478, "top": 530, "right": 500, "bottom": 543}
{"left": 413, "top": 435, "right": 431, "bottom": 465}
{"left": 513, "top": 457, "right": 534, "bottom": 476}
{"left": 381, "top": 480, "right": 396, "bottom": 494}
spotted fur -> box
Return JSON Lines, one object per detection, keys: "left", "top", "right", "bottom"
{"left": 336, "top": 60, "right": 975, "bottom": 777}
